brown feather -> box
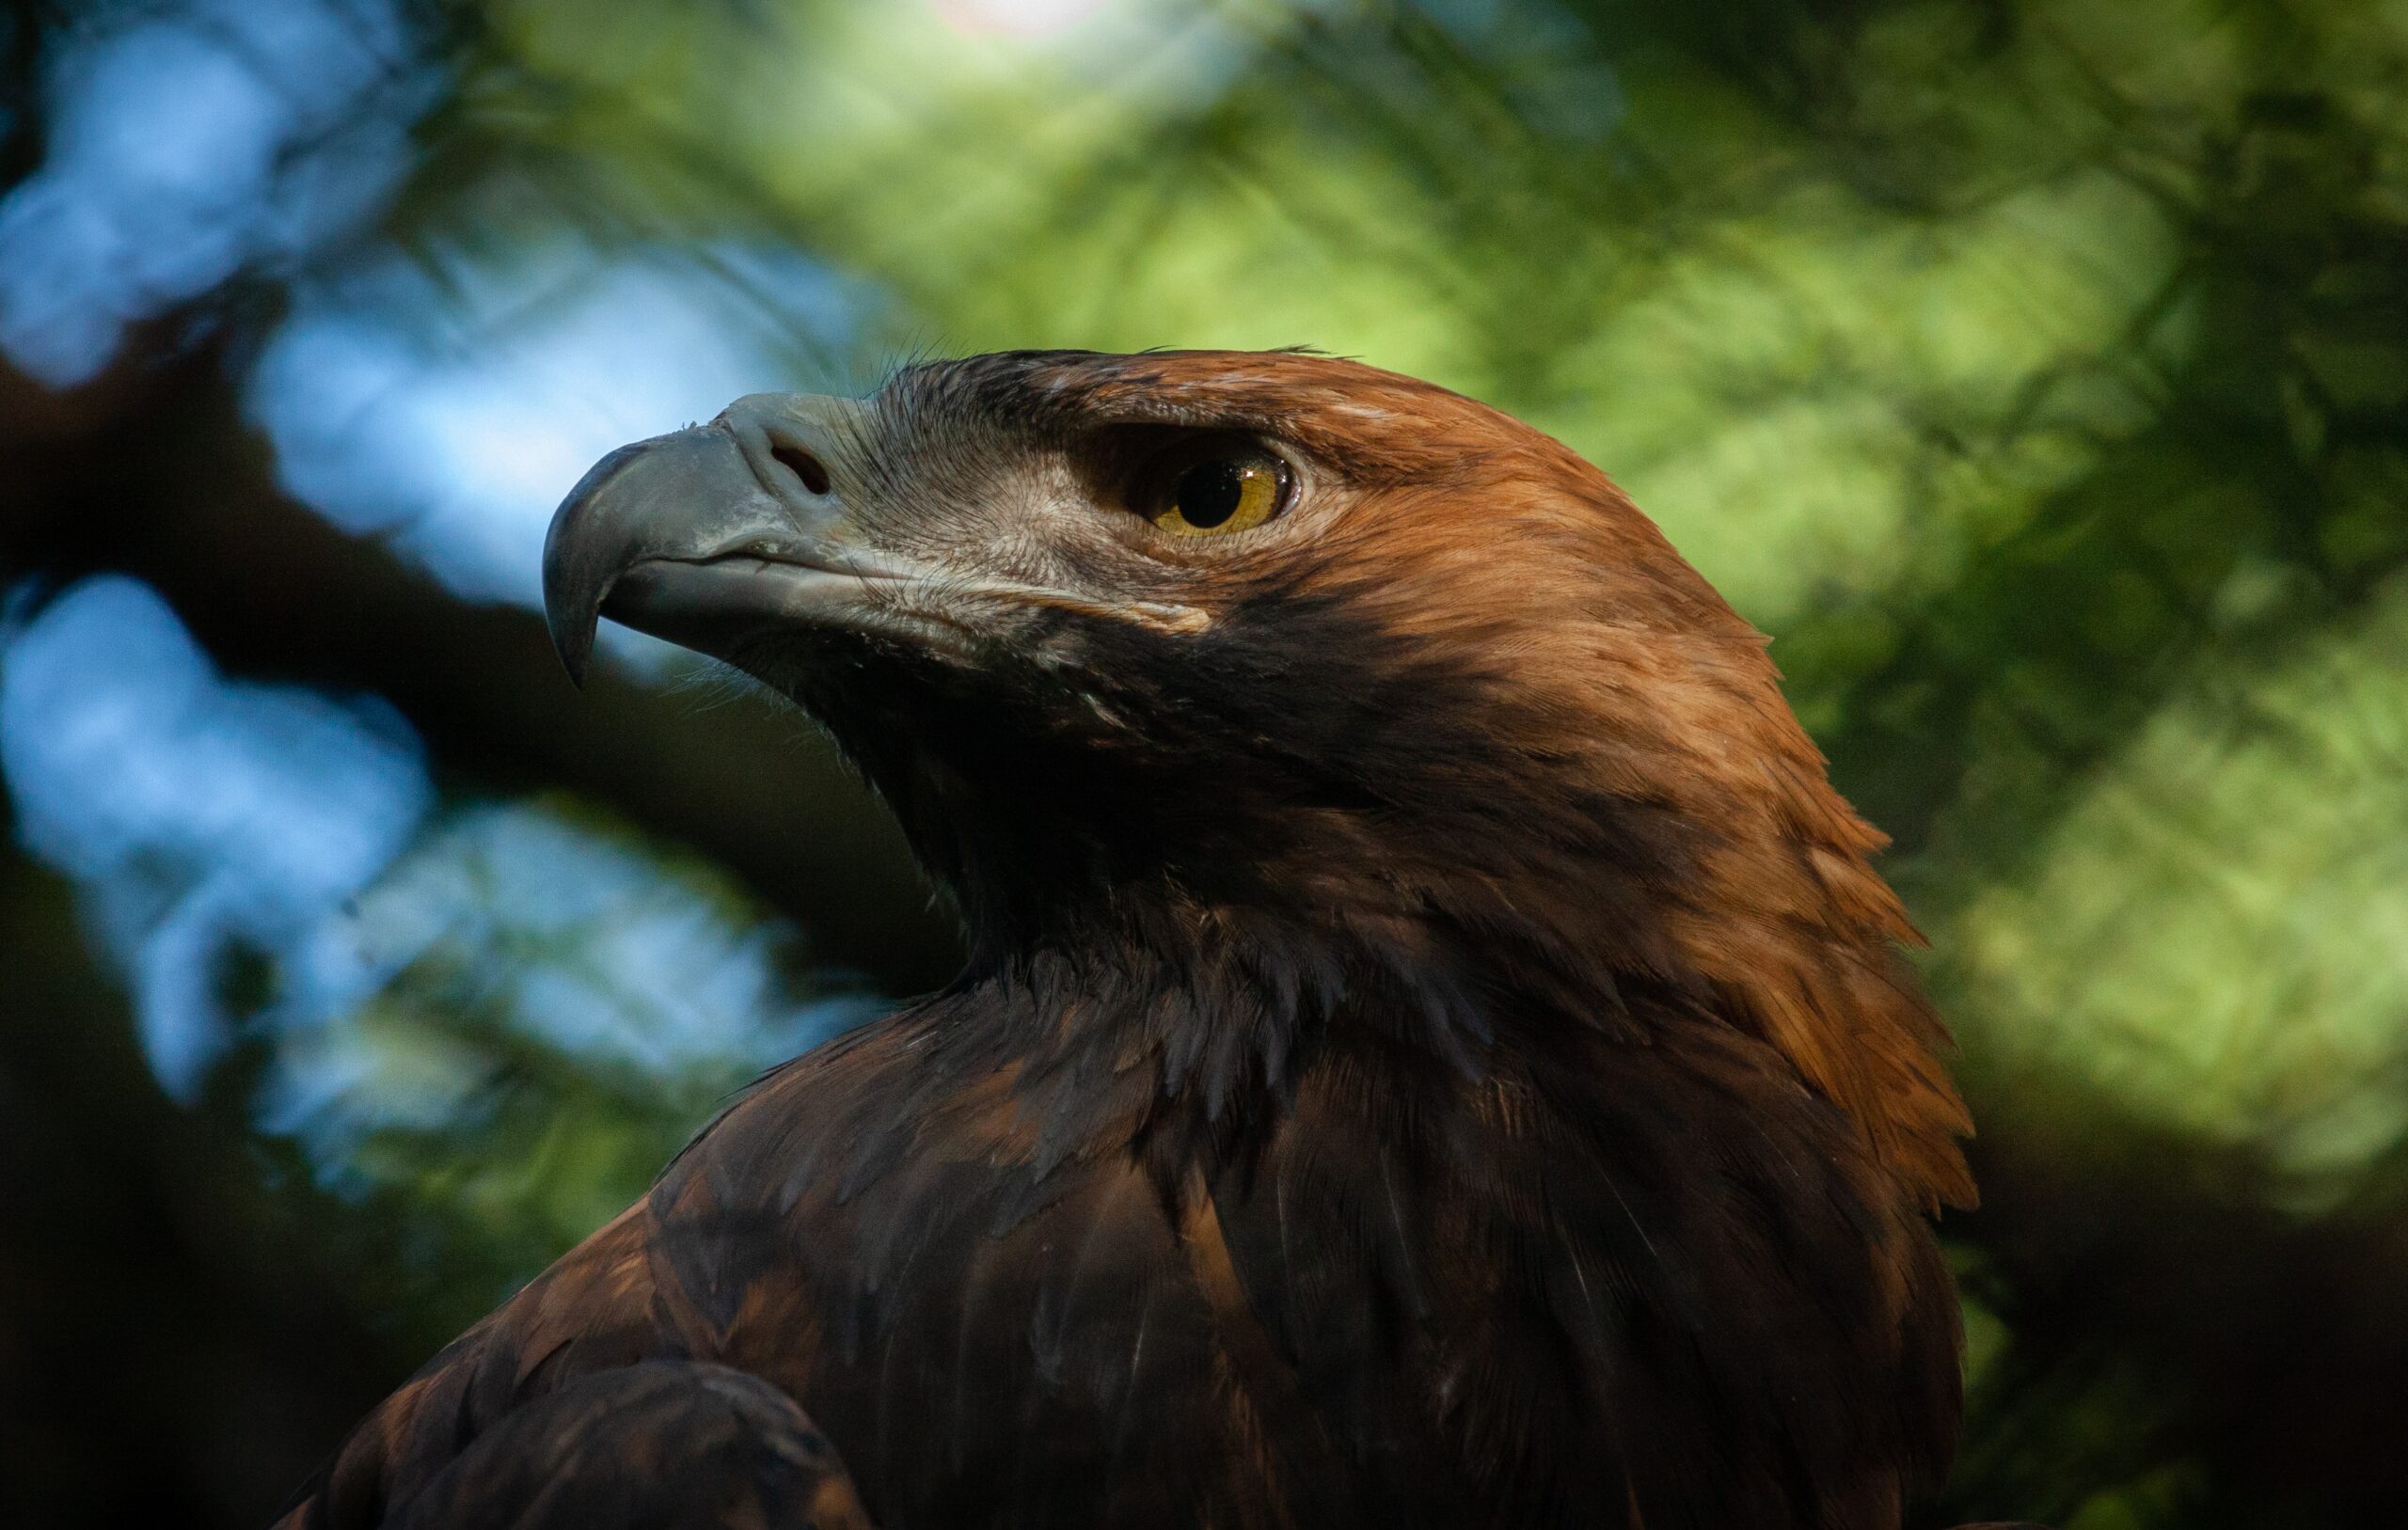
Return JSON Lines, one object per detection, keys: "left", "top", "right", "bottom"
{"left": 286, "top": 350, "right": 1976, "bottom": 1530}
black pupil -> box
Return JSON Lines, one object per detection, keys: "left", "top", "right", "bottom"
{"left": 1176, "top": 460, "right": 1247, "bottom": 528}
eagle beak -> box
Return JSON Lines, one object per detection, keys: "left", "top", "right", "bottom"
{"left": 542, "top": 393, "right": 876, "bottom": 686}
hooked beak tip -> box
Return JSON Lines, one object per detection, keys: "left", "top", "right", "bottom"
{"left": 549, "top": 613, "right": 594, "bottom": 688}
{"left": 544, "top": 435, "right": 668, "bottom": 689}
{"left": 541, "top": 513, "right": 604, "bottom": 688}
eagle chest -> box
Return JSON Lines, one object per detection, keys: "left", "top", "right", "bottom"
{"left": 667, "top": 1058, "right": 1774, "bottom": 1529}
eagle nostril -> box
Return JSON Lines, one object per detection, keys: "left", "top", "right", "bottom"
{"left": 769, "top": 442, "right": 832, "bottom": 497}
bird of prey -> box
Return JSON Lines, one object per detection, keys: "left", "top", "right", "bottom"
{"left": 278, "top": 350, "right": 1991, "bottom": 1530}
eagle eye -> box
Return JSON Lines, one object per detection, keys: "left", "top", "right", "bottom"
{"left": 1142, "top": 444, "right": 1293, "bottom": 537}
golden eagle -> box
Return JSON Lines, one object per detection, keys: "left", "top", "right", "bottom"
{"left": 279, "top": 350, "right": 1998, "bottom": 1530}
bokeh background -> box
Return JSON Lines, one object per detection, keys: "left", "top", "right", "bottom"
{"left": 3, "top": 1, "right": 2405, "bottom": 1525}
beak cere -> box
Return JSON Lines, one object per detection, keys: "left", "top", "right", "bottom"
{"left": 541, "top": 395, "right": 866, "bottom": 685}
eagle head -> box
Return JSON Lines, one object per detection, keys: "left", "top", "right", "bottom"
{"left": 544, "top": 348, "right": 1971, "bottom": 1210}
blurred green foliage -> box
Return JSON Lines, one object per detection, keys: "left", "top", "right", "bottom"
{"left": 6, "top": 2, "right": 2408, "bottom": 1527}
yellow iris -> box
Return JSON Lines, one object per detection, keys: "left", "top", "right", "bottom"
{"left": 1151, "top": 452, "right": 1287, "bottom": 536}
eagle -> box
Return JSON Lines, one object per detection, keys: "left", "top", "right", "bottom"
{"left": 278, "top": 349, "right": 1991, "bottom": 1530}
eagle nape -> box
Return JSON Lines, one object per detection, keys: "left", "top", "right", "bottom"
{"left": 287, "top": 349, "right": 2044, "bottom": 1530}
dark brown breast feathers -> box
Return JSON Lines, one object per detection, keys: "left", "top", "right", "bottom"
{"left": 289, "top": 973, "right": 1956, "bottom": 1530}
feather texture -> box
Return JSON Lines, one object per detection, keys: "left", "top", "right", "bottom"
{"left": 284, "top": 350, "right": 1978, "bottom": 1529}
